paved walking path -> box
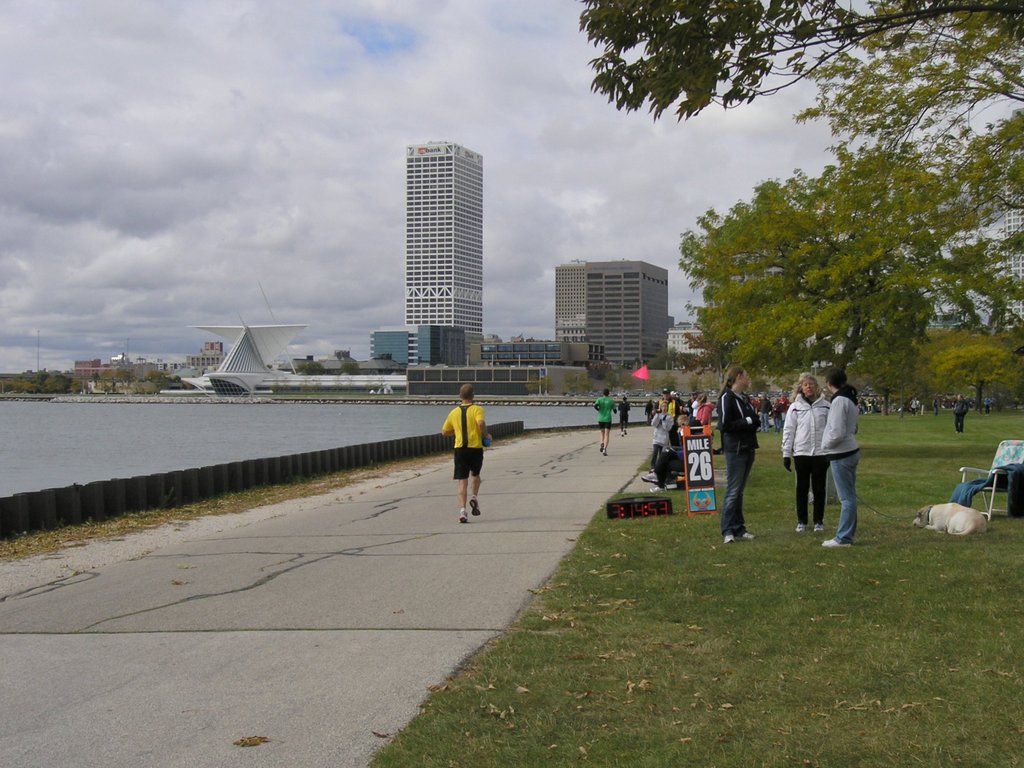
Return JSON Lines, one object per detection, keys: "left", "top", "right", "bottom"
{"left": 0, "top": 427, "right": 653, "bottom": 768}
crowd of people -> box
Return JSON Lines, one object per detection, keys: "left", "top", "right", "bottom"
{"left": 615, "top": 368, "right": 862, "bottom": 548}
{"left": 445, "top": 367, "right": 979, "bottom": 546}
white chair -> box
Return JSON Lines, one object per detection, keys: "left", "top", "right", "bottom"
{"left": 959, "top": 439, "right": 1024, "bottom": 519}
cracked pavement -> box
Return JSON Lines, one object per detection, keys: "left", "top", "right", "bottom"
{"left": 0, "top": 428, "right": 646, "bottom": 768}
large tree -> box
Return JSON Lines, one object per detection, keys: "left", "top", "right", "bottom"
{"left": 580, "top": 0, "right": 1024, "bottom": 120}
{"left": 801, "top": 11, "right": 1024, "bottom": 313}
{"left": 681, "top": 144, "right": 1016, "bottom": 374}
{"left": 924, "top": 329, "right": 1020, "bottom": 407}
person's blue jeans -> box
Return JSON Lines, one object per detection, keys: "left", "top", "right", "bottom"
{"left": 830, "top": 451, "right": 859, "bottom": 544}
{"left": 721, "top": 448, "right": 755, "bottom": 536}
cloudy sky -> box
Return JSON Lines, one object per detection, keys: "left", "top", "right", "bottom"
{"left": 0, "top": 0, "right": 836, "bottom": 373}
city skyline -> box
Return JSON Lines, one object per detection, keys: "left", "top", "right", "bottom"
{"left": 0, "top": 2, "right": 834, "bottom": 373}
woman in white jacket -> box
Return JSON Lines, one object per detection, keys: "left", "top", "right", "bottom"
{"left": 781, "top": 373, "right": 830, "bottom": 533}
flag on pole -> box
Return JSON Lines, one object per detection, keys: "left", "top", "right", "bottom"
{"left": 631, "top": 364, "right": 649, "bottom": 381}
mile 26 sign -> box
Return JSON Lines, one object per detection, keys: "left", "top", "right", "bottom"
{"left": 681, "top": 427, "right": 717, "bottom": 516}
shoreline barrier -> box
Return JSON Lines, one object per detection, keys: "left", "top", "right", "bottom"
{"left": 0, "top": 421, "right": 530, "bottom": 539}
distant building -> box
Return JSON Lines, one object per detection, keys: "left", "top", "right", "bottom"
{"left": 667, "top": 321, "right": 701, "bottom": 355}
{"left": 470, "top": 340, "right": 602, "bottom": 367}
{"left": 554, "top": 261, "right": 587, "bottom": 343}
{"left": 1000, "top": 205, "right": 1023, "bottom": 321}
{"left": 182, "top": 324, "right": 306, "bottom": 396}
{"left": 74, "top": 359, "right": 109, "bottom": 379}
{"left": 186, "top": 341, "right": 225, "bottom": 372}
{"left": 585, "top": 260, "right": 670, "bottom": 365}
{"left": 407, "top": 365, "right": 580, "bottom": 396}
{"left": 405, "top": 141, "right": 484, "bottom": 339}
{"left": 371, "top": 325, "right": 466, "bottom": 366}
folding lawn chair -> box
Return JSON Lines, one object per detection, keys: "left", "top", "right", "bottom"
{"left": 958, "top": 439, "right": 1024, "bottom": 520}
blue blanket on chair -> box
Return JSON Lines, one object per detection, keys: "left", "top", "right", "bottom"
{"left": 949, "top": 463, "right": 1024, "bottom": 516}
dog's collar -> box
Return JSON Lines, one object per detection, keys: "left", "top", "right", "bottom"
{"left": 926, "top": 505, "right": 933, "bottom": 523}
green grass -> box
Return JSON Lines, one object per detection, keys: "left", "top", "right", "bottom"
{"left": 373, "top": 411, "right": 1024, "bottom": 767}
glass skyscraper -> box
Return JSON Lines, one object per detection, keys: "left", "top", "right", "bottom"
{"left": 404, "top": 141, "right": 483, "bottom": 339}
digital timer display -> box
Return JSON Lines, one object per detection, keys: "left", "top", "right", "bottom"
{"left": 606, "top": 496, "right": 673, "bottom": 519}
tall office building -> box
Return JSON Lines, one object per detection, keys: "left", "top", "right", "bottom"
{"left": 585, "top": 260, "right": 670, "bottom": 365}
{"left": 1001, "top": 207, "right": 1024, "bottom": 321}
{"left": 405, "top": 141, "right": 484, "bottom": 339}
{"left": 554, "top": 261, "right": 587, "bottom": 343}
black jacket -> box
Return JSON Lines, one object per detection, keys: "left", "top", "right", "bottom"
{"left": 718, "top": 389, "right": 760, "bottom": 453}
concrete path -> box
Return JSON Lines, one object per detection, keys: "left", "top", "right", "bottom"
{"left": 0, "top": 427, "right": 653, "bottom": 768}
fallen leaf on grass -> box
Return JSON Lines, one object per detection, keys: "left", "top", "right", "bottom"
{"left": 516, "top": 686, "right": 530, "bottom": 694}
{"left": 233, "top": 736, "right": 269, "bottom": 747}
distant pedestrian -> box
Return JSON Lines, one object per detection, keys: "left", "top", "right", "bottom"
{"left": 594, "top": 388, "right": 617, "bottom": 456}
{"left": 758, "top": 395, "right": 772, "bottom": 432}
{"left": 618, "top": 395, "right": 631, "bottom": 436}
{"left": 644, "top": 398, "right": 655, "bottom": 425}
{"left": 953, "top": 394, "right": 968, "bottom": 433}
{"left": 441, "top": 383, "right": 491, "bottom": 524}
{"left": 649, "top": 398, "right": 673, "bottom": 470}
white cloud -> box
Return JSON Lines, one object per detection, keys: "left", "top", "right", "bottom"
{"left": 0, "top": 0, "right": 834, "bottom": 372}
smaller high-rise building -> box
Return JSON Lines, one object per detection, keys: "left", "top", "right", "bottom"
{"left": 554, "top": 262, "right": 587, "bottom": 343}
{"left": 585, "top": 260, "right": 670, "bottom": 365}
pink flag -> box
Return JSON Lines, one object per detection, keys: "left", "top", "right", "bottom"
{"left": 631, "top": 364, "right": 649, "bottom": 381}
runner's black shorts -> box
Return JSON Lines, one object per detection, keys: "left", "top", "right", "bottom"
{"left": 453, "top": 447, "right": 484, "bottom": 480}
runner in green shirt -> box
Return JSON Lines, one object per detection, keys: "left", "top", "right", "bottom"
{"left": 594, "top": 387, "right": 618, "bottom": 456}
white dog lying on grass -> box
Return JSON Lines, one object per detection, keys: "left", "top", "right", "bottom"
{"left": 913, "top": 503, "right": 988, "bottom": 535}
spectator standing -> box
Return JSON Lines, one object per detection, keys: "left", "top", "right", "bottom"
{"left": 649, "top": 398, "right": 673, "bottom": 470}
{"left": 781, "top": 373, "right": 830, "bottom": 533}
{"left": 758, "top": 395, "right": 772, "bottom": 432}
{"left": 821, "top": 369, "right": 860, "bottom": 548}
{"left": 772, "top": 396, "right": 789, "bottom": 433}
{"left": 953, "top": 394, "right": 968, "bottom": 433}
{"left": 718, "top": 366, "right": 760, "bottom": 544}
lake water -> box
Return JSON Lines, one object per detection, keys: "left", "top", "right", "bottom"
{"left": 0, "top": 401, "right": 594, "bottom": 497}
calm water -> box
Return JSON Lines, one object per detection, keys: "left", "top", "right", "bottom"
{"left": 0, "top": 401, "right": 592, "bottom": 497}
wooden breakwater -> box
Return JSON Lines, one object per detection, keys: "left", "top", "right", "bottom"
{"left": 0, "top": 420, "right": 528, "bottom": 539}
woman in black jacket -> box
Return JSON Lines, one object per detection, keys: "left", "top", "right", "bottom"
{"left": 717, "top": 365, "right": 760, "bottom": 544}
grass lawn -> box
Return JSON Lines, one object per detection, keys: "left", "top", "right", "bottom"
{"left": 373, "top": 410, "right": 1024, "bottom": 767}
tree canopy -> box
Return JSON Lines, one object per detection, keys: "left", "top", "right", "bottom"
{"left": 801, "top": 10, "right": 1024, "bottom": 280}
{"left": 680, "top": 145, "right": 1019, "bottom": 375}
{"left": 580, "top": 0, "right": 1024, "bottom": 120}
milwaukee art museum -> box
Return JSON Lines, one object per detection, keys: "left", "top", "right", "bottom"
{"left": 182, "top": 325, "right": 307, "bottom": 396}
{"left": 182, "top": 324, "right": 407, "bottom": 397}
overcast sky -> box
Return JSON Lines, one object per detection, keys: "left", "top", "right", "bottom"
{"left": 0, "top": 0, "right": 836, "bottom": 373}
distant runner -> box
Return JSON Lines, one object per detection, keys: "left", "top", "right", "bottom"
{"left": 594, "top": 388, "right": 617, "bottom": 456}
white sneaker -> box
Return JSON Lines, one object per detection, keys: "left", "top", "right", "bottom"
{"left": 739, "top": 532, "right": 756, "bottom": 541}
{"left": 822, "top": 538, "right": 851, "bottom": 548}
{"left": 723, "top": 534, "right": 736, "bottom": 544}
{"left": 640, "top": 473, "right": 658, "bottom": 483}
{"left": 795, "top": 523, "right": 806, "bottom": 533}
{"left": 813, "top": 523, "right": 825, "bottom": 532}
